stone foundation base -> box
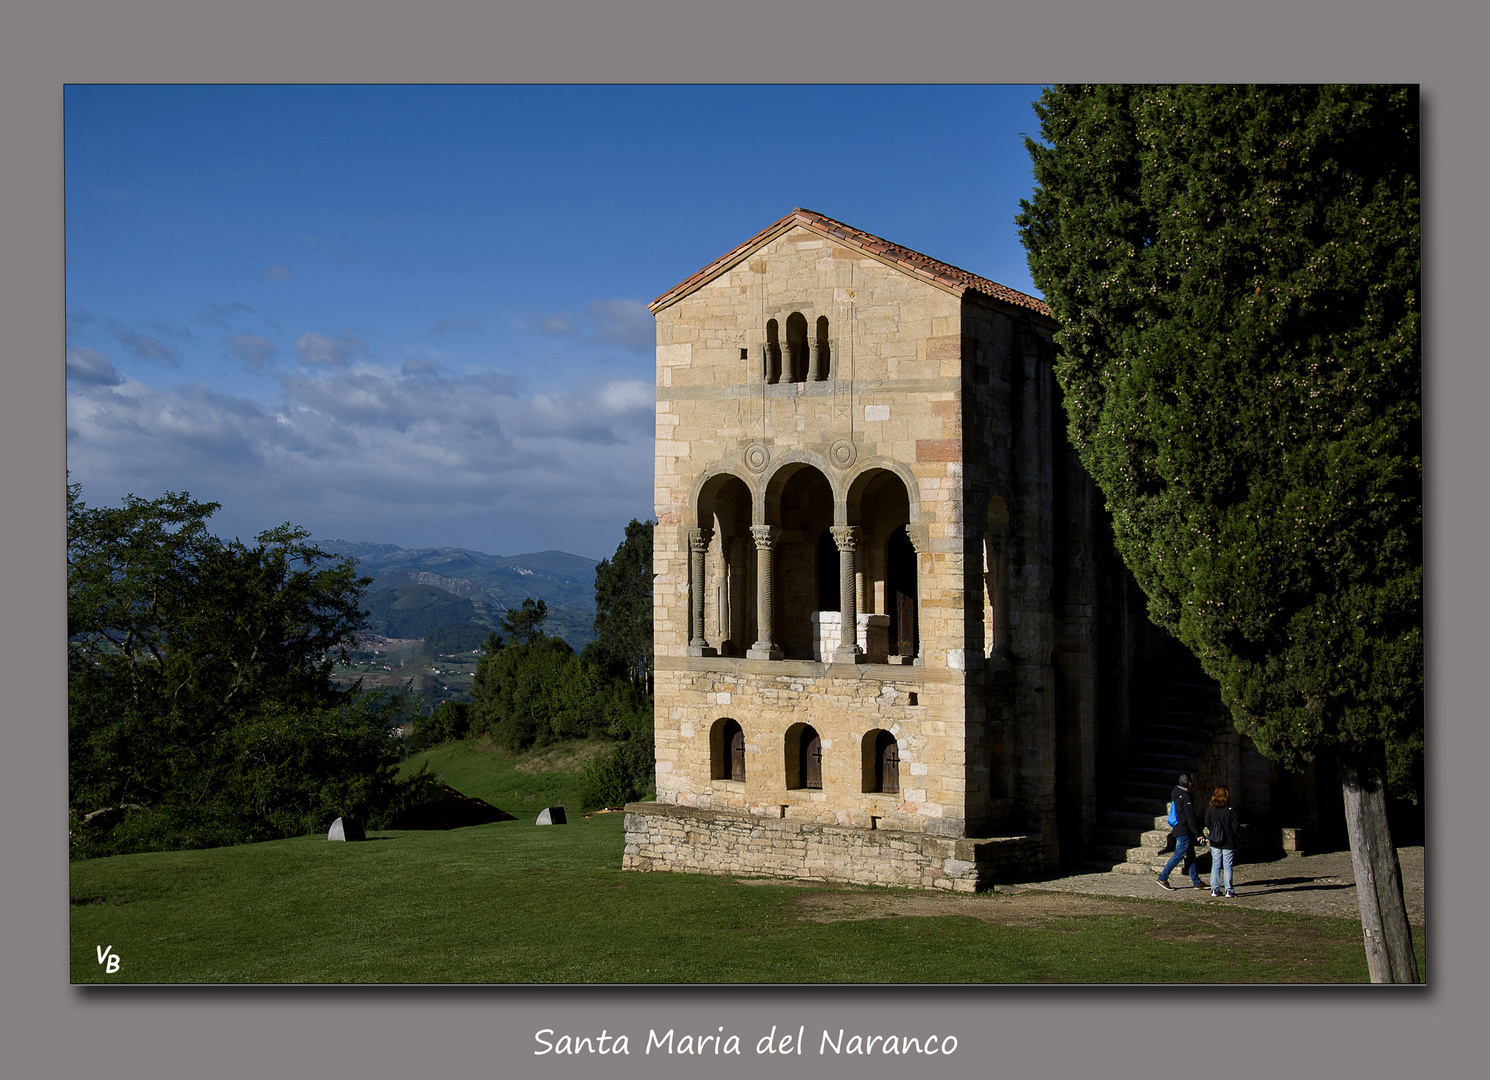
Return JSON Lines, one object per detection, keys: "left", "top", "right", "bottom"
{"left": 622, "top": 802, "right": 1044, "bottom": 892}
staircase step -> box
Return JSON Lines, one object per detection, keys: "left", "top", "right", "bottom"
{"left": 1081, "top": 651, "right": 1225, "bottom": 873}
{"left": 1096, "top": 828, "right": 1172, "bottom": 850}
{"left": 1096, "top": 810, "right": 1170, "bottom": 831}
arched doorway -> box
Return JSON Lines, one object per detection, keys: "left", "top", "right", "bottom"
{"left": 768, "top": 464, "right": 834, "bottom": 660}
{"left": 694, "top": 472, "right": 755, "bottom": 657}
{"left": 886, "top": 527, "right": 919, "bottom": 661}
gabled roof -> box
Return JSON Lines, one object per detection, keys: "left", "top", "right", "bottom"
{"left": 648, "top": 207, "right": 1052, "bottom": 319}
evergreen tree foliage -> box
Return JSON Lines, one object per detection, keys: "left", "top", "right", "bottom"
{"left": 1017, "top": 85, "right": 1420, "bottom": 793}
{"left": 68, "top": 484, "right": 418, "bottom": 857}
{"left": 500, "top": 597, "right": 549, "bottom": 645}
{"left": 592, "top": 519, "right": 655, "bottom": 689}
{"left": 1017, "top": 85, "right": 1420, "bottom": 981}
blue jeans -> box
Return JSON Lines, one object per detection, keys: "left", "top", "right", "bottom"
{"left": 1160, "top": 834, "right": 1204, "bottom": 886}
{"left": 1210, "top": 846, "right": 1235, "bottom": 894}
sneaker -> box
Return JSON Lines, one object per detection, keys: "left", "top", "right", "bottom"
{"left": 1211, "top": 891, "right": 1221, "bottom": 897}
{"left": 1225, "top": 891, "right": 1235, "bottom": 898}
{"left": 1156, "top": 878, "right": 1175, "bottom": 891}
{"left": 1191, "top": 881, "right": 1206, "bottom": 889}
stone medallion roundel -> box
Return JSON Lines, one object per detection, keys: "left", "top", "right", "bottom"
{"left": 829, "top": 439, "right": 858, "bottom": 469}
{"left": 744, "top": 443, "right": 771, "bottom": 473}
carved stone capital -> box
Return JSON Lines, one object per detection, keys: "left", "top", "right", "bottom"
{"left": 904, "top": 522, "right": 931, "bottom": 555}
{"left": 829, "top": 525, "right": 860, "bottom": 554}
{"left": 689, "top": 527, "right": 714, "bottom": 553}
{"left": 750, "top": 524, "right": 782, "bottom": 551}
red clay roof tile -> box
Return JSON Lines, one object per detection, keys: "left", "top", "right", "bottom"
{"left": 649, "top": 208, "right": 1051, "bottom": 319}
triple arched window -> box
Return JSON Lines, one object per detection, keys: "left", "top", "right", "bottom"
{"left": 762, "top": 314, "right": 831, "bottom": 383}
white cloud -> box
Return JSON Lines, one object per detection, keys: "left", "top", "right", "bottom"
{"left": 587, "top": 298, "right": 654, "bottom": 352}
{"left": 295, "top": 332, "right": 364, "bottom": 367}
{"left": 529, "top": 312, "right": 577, "bottom": 337}
{"left": 260, "top": 264, "right": 293, "bottom": 282}
{"left": 66, "top": 347, "right": 122, "bottom": 386}
{"left": 401, "top": 357, "right": 442, "bottom": 377}
{"left": 527, "top": 300, "right": 654, "bottom": 352}
{"left": 108, "top": 318, "right": 181, "bottom": 365}
{"left": 224, "top": 333, "right": 278, "bottom": 371}
{"left": 66, "top": 361, "right": 655, "bottom": 556}
{"left": 148, "top": 319, "right": 194, "bottom": 341}
{"left": 200, "top": 301, "right": 256, "bottom": 326}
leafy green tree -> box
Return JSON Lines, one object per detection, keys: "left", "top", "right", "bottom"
{"left": 405, "top": 700, "right": 472, "bottom": 752}
{"left": 1017, "top": 85, "right": 1420, "bottom": 981}
{"left": 467, "top": 630, "right": 505, "bottom": 729}
{"left": 68, "top": 483, "right": 414, "bottom": 857}
{"left": 592, "top": 519, "right": 654, "bottom": 690}
{"left": 500, "top": 597, "right": 549, "bottom": 645}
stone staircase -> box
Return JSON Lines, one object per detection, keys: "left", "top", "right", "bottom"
{"left": 1085, "top": 655, "right": 1225, "bottom": 874}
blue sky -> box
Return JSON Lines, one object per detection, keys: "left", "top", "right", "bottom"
{"left": 65, "top": 85, "right": 1048, "bottom": 560}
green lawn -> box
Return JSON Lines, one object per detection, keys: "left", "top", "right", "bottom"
{"left": 398, "top": 736, "right": 604, "bottom": 813}
{"left": 71, "top": 810, "right": 1400, "bottom": 984}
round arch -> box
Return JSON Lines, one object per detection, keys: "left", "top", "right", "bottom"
{"left": 759, "top": 449, "right": 838, "bottom": 526}
{"left": 760, "top": 459, "right": 836, "bottom": 661}
{"left": 842, "top": 456, "right": 923, "bottom": 526}
{"left": 689, "top": 465, "right": 760, "bottom": 531}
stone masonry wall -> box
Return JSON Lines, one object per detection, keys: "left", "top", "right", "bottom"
{"left": 653, "top": 225, "right": 978, "bottom": 836}
{"left": 624, "top": 802, "right": 1044, "bottom": 892}
{"left": 653, "top": 658, "right": 967, "bottom": 836}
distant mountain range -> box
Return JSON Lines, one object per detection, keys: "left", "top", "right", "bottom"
{"left": 317, "top": 540, "right": 600, "bottom": 646}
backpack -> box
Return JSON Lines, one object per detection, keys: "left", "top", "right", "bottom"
{"left": 1167, "top": 799, "right": 1178, "bottom": 827}
{"left": 1207, "top": 807, "right": 1236, "bottom": 848}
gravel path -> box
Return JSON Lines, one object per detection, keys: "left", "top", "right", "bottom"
{"left": 999, "top": 845, "right": 1425, "bottom": 926}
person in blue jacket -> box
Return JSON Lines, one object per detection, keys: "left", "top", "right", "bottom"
{"left": 1205, "top": 785, "right": 1240, "bottom": 898}
{"left": 1156, "top": 772, "right": 1207, "bottom": 890}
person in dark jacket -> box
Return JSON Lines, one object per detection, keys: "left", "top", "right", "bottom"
{"left": 1204, "top": 785, "right": 1240, "bottom": 897}
{"left": 1156, "top": 772, "right": 1206, "bottom": 890}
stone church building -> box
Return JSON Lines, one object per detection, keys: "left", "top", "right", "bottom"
{"left": 622, "top": 209, "right": 1318, "bottom": 890}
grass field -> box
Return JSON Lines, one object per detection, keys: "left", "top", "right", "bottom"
{"left": 397, "top": 736, "right": 607, "bottom": 811}
{"left": 70, "top": 737, "right": 1418, "bottom": 984}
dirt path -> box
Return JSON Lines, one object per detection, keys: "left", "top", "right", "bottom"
{"left": 769, "top": 846, "right": 1425, "bottom": 929}
{"left": 1002, "top": 845, "right": 1425, "bottom": 926}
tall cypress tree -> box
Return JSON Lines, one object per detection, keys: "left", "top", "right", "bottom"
{"left": 1017, "top": 85, "right": 1420, "bottom": 981}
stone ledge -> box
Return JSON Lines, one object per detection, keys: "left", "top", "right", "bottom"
{"left": 656, "top": 654, "right": 960, "bottom": 683}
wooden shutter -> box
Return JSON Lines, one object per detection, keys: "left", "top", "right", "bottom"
{"left": 803, "top": 729, "right": 822, "bottom": 789}
{"left": 879, "top": 735, "right": 900, "bottom": 794}
{"left": 895, "top": 591, "right": 915, "bottom": 655}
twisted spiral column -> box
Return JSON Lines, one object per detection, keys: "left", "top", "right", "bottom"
{"left": 746, "top": 525, "right": 782, "bottom": 660}
{"left": 687, "top": 527, "right": 716, "bottom": 657}
{"left": 831, "top": 525, "right": 863, "bottom": 664}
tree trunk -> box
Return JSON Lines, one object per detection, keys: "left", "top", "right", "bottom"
{"left": 1339, "top": 755, "right": 1419, "bottom": 983}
